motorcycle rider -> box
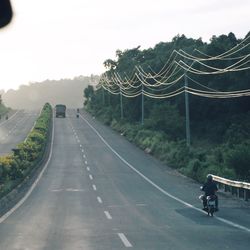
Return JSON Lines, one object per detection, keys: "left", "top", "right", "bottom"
{"left": 200, "top": 174, "right": 219, "bottom": 211}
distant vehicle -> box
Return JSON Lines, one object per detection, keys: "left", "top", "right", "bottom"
{"left": 55, "top": 104, "right": 66, "bottom": 118}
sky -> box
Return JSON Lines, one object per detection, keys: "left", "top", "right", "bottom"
{"left": 0, "top": 0, "right": 250, "bottom": 91}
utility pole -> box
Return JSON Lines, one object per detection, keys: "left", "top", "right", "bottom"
{"left": 185, "top": 72, "right": 191, "bottom": 146}
{"left": 141, "top": 84, "right": 144, "bottom": 125}
{"left": 120, "top": 88, "right": 124, "bottom": 119}
{"left": 102, "top": 87, "right": 105, "bottom": 105}
{"left": 108, "top": 92, "right": 110, "bottom": 106}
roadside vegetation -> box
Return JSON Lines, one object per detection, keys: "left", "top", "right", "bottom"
{"left": 84, "top": 32, "right": 250, "bottom": 183}
{"left": 0, "top": 103, "right": 52, "bottom": 198}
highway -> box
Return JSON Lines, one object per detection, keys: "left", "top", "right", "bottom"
{"left": 0, "top": 110, "right": 249, "bottom": 249}
{"left": 0, "top": 110, "right": 39, "bottom": 156}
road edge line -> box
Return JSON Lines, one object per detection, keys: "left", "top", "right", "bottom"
{"left": 79, "top": 113, "right": 250, "bottom": 233}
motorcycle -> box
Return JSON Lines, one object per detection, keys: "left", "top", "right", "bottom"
{"left": 199, "top": 187, "right": 217, "bottom": 217}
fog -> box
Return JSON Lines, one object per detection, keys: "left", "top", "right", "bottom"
{"left": 1, "top": 76, "right": 98, "bottom": 109}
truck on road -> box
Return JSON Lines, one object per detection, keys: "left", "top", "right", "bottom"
{"left": 55, "top": 104, "right": 66, "bottom": 118}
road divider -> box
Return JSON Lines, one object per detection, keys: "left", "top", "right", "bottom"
{"left": 0, "top": 103, "right": 53, "bottom": 219}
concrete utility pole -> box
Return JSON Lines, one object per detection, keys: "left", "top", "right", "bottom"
{"left": 120, "top": 88, "right": 124, "bottom": 119}
{"left": 141, "top": 84, "right": 144, "bottom": 125}
{"left": 184, "top": 73, "right": 191, "bottom": 146}
{"left": 102, "top": 87, "right": 105, "bottom": 105}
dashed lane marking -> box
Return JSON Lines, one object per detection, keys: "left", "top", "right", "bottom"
{"left": 118, "top": 233, "right": 132, "bottom": 248}
{"left": 97, "top": 197, "right": 103, "bottom": 204}
{"left": 79, "top": 113, "right": 250, "bottom": 234}
{"left": 104, "top": 211, "right": 112, "bottom": 220}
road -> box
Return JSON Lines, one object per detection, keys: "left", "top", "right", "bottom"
{"left": 0, "top": 110, "right": 249, "bottom": 249}
{"left": 0, "top": 110, "right": 39, "bottom": 156}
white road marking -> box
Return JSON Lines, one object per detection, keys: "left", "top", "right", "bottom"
{"left": 97, "top": 197, "right": 103, "bottom": 204}
{"left": 87, "top": 167, "right": 90, "bottom": 171}
{"left": 80, "top": 144, "right": 82, "bottom": 148}
{"left": 104, "top": 211, "right": 112, "bottom": 220}
{"left": 0, "top": 115, "right": 55, "bottom": 224}
{"left": 89, "top": 174, "right": 93, "bottom": 180}
{"left": 108, "top": 205, "right": 124, "bottom": 208}
{"left": 0, "top": 110, "right": 19, "bottom": 127}
{"left": 92, "top": 184, "right": 97, "bottom": 191}
{"left": 80, "top": 113, "right": 250, "bottom": 233}
{"left": 82, "top": 149, "right": 84, "bottom": 153}
{"left": 65, "top": 188, "right": 84, "bottom": 192}
{"left": 85, "top": 160, "right": 88, "bottom": 165}
{"left": 24, "top": 120, "right": 37, "bottom": 143}
{"left": 50, "top": 189, "right": 63, "bottom": 192}
{"left": 136, "top": 203, "right": 147, "bottom": 207}
{"left": 118, "top": 233, "right": 132, "bottom": 248}
{"left": 83, "top": 154, "right": 86, "bottom": 158}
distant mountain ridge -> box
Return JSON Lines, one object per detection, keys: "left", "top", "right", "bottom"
{"left": 2, "top": 76, "right": 98, "bottom": 109}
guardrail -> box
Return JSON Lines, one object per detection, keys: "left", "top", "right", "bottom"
{"left": 211, "top": 174, "right": 250, "bottom": 201}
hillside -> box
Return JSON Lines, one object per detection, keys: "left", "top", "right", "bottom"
{"left": 85, "top": 32, "right": 250, "bottom": 182}
{"left": 2, "top": 76, "right": 99, "bottom": 109}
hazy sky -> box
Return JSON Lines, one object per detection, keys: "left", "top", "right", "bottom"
{"left": 0, "top": 0, "right": 250, "bottom": 91}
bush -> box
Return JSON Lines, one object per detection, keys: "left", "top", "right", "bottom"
{"left": 0, "top": 103, "right": 52, "bottom": 197}
{"left": 226, "top": 143, "right": 250, "bottom": 181}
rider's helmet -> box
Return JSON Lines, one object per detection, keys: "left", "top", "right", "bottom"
{"left": 207, "top": 174, "right": 213, "bottom": 182}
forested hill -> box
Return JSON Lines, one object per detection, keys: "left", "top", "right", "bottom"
{"left": 2, "top": 76, "right": 98, "bottom": 109}
{"left": 85, "top": 32, "right": 250, "bottom": 182}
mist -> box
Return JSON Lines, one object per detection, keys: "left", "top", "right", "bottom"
{"left": 1, "top": 76, "right": 98, "bottom": 110}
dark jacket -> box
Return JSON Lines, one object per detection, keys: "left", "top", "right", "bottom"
{"left": 202, "top": 181, "right": 218, "bottom": 196}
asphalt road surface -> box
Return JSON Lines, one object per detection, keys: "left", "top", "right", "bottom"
{"left": 0, "top": 110, "right": 39, "bottom": 156}
{"left": 0, "top": 110, "right": 249, "bottom": 250}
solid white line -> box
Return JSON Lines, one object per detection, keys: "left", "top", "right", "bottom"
{"left": 87, "top": 167, "right": 90, "bottom": 171}
{"left": 92, "top": 184, "right": 97, "bottom": 191}
{"left": 80, "top": 113, "right": 250, "bottom": 233}
{"left": 104, "top": 211, "right": 112, "bottom": 219}
{"left": 118, "top": 233, "right": 132, "bottom": 248}
{"left": 89, "top": 174, "right": 93, "bottom": 180}
{"left": 0, "top": 115, "right": 55, "bottom": 224}
{"left": 0, "top": 110, "right": 19, "bottom": 127}
{"left": 97, "top": 197, "right": 103, "bottom": 204}
{"left": 24, "top": 119, "right": 37, "bottom": 143}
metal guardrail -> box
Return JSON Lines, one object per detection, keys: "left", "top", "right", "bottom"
{"left": 211, "top": 174, "right": 250, "bottom": 201}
